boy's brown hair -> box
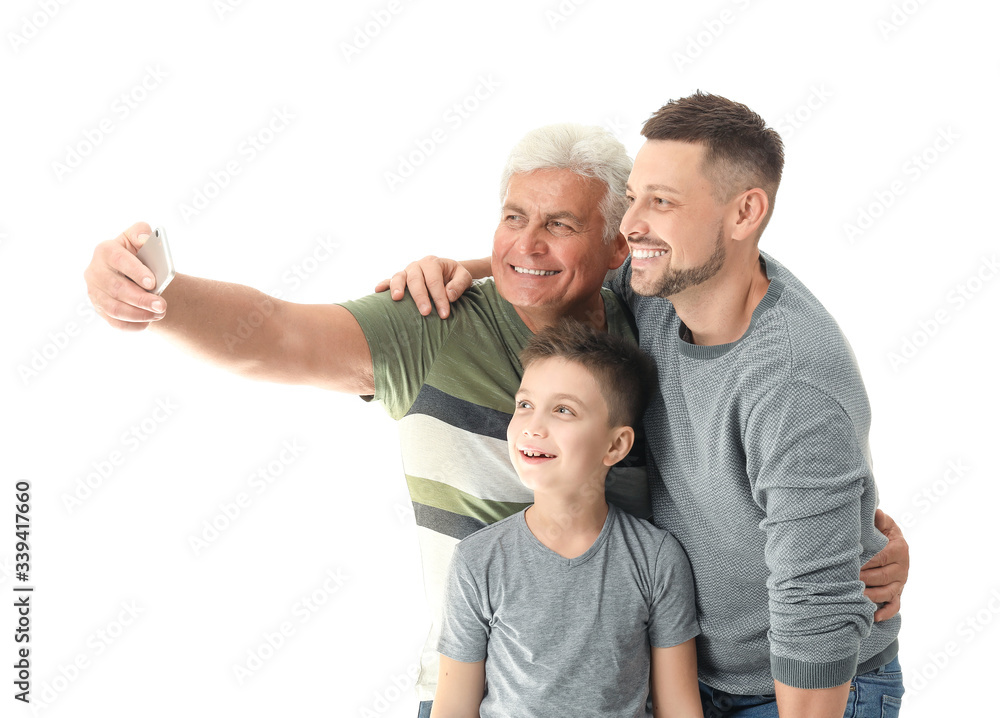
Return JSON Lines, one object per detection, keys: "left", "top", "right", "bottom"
{"left": 520, "top": 319, "right": 656, "bottom": 428}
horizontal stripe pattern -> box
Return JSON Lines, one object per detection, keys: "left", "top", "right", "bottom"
{"left": 398, "top": 413, "right": 533, "bottom": 503}
{"left": 406, "top": 474, "right": 532, "bottom": 529}
{"left": 407, "top": 383, "right": 512, "bottom": 440}
{"left": 412, "top": 503, "right": 488, "bottom": 542}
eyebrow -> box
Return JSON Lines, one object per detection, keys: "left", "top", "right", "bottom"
{"left": 545, "top": 210, "right": 585, "bottom": 226}
{"left": 501, "top": 204, "right": 585, "bottom": 226}
{"left": 502, "top": 202, "right": 526, "bottom": 216}
{"left": 626, "top": 182, "right": 682, "bottom": 194}
{"left": 515, "top": 390, "right": 587, "bottom": 406}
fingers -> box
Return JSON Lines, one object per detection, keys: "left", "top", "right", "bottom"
{"left": 862, "top": 538, "right": 909, "bottom": 576}
{"left": 405, "top": 263, "right": 437, "bottom": 317}
{"left": 860, "top": 549, "right": 888, "bottom": 572}
{"left": 861, "top": 534, "right": 905, "bottom": 571}
{"left": 386, "top": 270, "right": 408, "bottom": 301}
{"left": 444, "top": 266, "right": 474, "bottom": 305}
{"left": 90, "top": 284, "right": 165, "bottom": 324}
{"left": 84, "top": 229, "right": 166, "bottom": 330}
{"left": 864, "top": 582, "right": 902, "bottom": 605}
{"left": 379, "top": 256, "right": 461, "bottom": 318}
{"left": 414, "top": 259, "right": 452, "bottom": 319}
{"left": 113, "top": 235, "right": 159, "bottom": 291}
{"left": 385, "top": 263, "right": 434, "bottom": 316}
{"left": 861, "top": 537, "right": 908, "bottom": 588}
{"left": 92, "top": 302, "right": 160, "bottom": 331}
{"left": 864, "top": 515, "right": 908, "bottom": 622}
{"left": 872, "top": 592, "right": 901, "bottom": 622}
{"left": 860, "top": 563, "right": 890, "bottom": 587}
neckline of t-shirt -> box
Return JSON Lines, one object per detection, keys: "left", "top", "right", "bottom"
{"left": 677, "top": 252, "right": 785, "bottom": 360}
{"left": 517, "top": 503, "right": 617, "bottom": 567}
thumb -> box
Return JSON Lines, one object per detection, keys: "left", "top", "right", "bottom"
{"left": 873, "top": 508, "right": 897, "bottom": 538}
{"left": 123, "top": 221, "right": 154, "bottom": 254}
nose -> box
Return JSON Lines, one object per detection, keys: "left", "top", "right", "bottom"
{"left": 619, "top": 201, "right": 647, "bottom": 238}
{"left": 521, "top": 415, "right": 546, "bottom": 438}
{"left": 516, "top": 224, "right": 548, "bottom": 255}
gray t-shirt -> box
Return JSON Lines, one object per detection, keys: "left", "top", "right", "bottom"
{"left": 438, "top": 503, "right": 699, "bottom": 718}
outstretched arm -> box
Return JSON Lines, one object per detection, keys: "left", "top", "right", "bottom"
{"left": 85, "top": 222, "right": 374, "bottom": 394}
{"left": 375, "top": 255, "right": 491, "bottom": 318}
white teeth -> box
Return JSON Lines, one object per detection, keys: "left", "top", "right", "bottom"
{"left": 522, "top": 450, "right": 554, "bottom": 458}
{"left": 631, "top": 249, "right": 668, "bottom": 259}
{"left": 513, "top": 266, "right": 559, "bottom": 276}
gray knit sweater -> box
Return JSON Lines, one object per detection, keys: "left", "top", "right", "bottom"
{"left": 610, "top": 252, "right": 900, "bottom": 693}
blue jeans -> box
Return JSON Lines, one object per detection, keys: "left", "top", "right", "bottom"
{"left": 700, "top": 658, "right": 904, "bottom": 718}
{"left": 417, "top": 700, "right": 433, "bottom": 717}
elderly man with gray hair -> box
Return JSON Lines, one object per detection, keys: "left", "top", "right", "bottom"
{"left": 86, "top": 124, "right": 646, "bottom": 713}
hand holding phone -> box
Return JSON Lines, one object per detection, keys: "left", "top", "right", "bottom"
{"left": 136, "top": 226, "right": 176, "bottom": 295}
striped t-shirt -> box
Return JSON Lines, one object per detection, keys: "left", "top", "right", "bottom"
{"left": 340, "top": 279, "right": 650, "bottom": 701}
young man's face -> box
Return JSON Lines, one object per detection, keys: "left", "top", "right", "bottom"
{"left": 492, "top": 169, "right": 628, "bottom": 327}
{"left": 507, "top": 357, "right": 626, "bottom": 496}
{"left": 620, "top": 139, "right": 730, "bottom": 299}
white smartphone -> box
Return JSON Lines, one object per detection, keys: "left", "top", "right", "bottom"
{"left": 136, "top": 226, "right": 176, "bottom": 295}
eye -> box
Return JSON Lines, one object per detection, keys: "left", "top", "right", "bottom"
{"left": 625, "top": 195, "right": 635, "bottom": 204}
{"left": 548, "top": 221, "right": 575, "bottom": 237}
{"left": 515, "top": 399, "right": 532, "bottom": 410}
{"left": 555, "top": 405, "right": 574, "bottom": 416}
{"left": 654, "top": 197, "right": 670, "bottom": 206}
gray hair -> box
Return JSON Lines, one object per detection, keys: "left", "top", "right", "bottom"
{"left": 499, "top": 124, "right": 632, "bottom": 244}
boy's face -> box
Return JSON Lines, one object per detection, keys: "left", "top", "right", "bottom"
{"left": 507, "top": 357, "right": 630, "bottom": 495}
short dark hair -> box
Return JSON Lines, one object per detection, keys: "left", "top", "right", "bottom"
{"left": 519, "top": 319, "right": 657, "bottom": 428}
{"left": 642, "top": 91, "right": 784, "bottom": 233}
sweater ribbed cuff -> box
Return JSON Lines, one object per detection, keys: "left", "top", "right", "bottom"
{"left": 770, "top": 651, "right": 859, "bottom": 689}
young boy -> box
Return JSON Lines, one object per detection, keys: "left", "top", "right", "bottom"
{"left": 431, "top": 320, "right": 703, "bottom": 718}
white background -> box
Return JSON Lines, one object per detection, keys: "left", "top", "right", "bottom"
{"left": 2, "top": 0, "right": 998, "bottom": 716}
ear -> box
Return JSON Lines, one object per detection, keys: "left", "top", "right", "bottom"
{"left": 730, "top": 188, "right": 769, "bottom": 242}
{"left": 603, "top": 425, "right": 635, "bottom": 467}
{"left": 606, "top": 232, "right": 630, "bottom": 270}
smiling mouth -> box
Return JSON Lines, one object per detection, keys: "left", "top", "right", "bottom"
{"left": 512, "top": 265, "right": 560, "bottom": 276}
{"left": 520, "top": 449, "right": 556, "bottom": 458}
{"left": 630, "top": 248, "right": 668, "bottom": 259}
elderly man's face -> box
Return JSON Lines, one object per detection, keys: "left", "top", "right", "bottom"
{"left": 492, "top": 169, "right": 626, "bottom": 327}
